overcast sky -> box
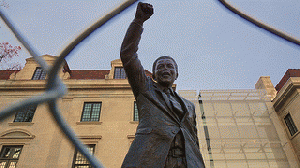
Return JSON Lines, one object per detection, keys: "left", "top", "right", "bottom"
{"left": 1, "top": 0, "right": 299, "bottom": 91}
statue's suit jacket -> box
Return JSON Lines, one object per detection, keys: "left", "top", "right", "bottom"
{"left": 120, "top": 21, "right": 205, "bottom": 168}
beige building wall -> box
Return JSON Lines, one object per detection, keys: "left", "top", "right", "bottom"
{"left": 1, "top": 56, "right": 300, "bottom": 168}
{"left": 256, "top": 76, "right": 300, "bottom": 168}
{"left": 272, "top": 77, "right": 300, "bottom": 163}
{"left": 0, "top": 56, "right": 138, "bottom": 168}
{"left": 179, "top": 88, "right": 299, "bottom": 168}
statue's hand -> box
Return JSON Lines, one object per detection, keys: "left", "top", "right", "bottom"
{"left": 135, "top": 2, "right": 153, "bottom": 23}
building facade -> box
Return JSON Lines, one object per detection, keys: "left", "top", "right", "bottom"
{"left": 0, "top": 56, "right": 299, "bottom": 168}
{"left": 0, "top": 55, "right": 152, "bottom": 168}
{"left": 264, "top": 70, "right": 300, "bottom": 164}
{"left": 179, "top": 88, "right": 298, "bottom": 168}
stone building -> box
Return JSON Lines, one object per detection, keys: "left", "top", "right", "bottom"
{"left": 179, "top": 88, "right": 298, "bottom": 168}
{"left": 0, "top": 55, "right": 151, "bottom": 168}
{"left": 0, "top": 56, "right": 299, "bottom": 168}
{"left": 268, "top": 70, "right": 300, "bottom": 164}
{"left": 182, "top": 71, "right": 300, "bottom": 168}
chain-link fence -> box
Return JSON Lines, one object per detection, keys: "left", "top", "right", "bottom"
{"left": 0, "top": 1, "right": 137, "bottom": 167}
{"left": 0, "top": 0, "right": 299, "bottom": 168}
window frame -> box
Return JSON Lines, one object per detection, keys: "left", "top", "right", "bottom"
{"left": 31, "top": 67, "right": 46, "bottom": 80}
{"left": 13, "top": 105, "right": 37, "bottom": 122}
{"left": 133, "top": 101, "right": 139, "bottom": 121}
{"left": 284, "top": 113, "right": 298, "bottom": 137}
{"left": 80, "top": 102, "right": 102, "bottom": 122}
{"left": 113, "top": 67, "right": 126, "bottom": 79}
{"left": 72, "top": 144, "right": 95, "bottom": 168}
{"left": 0, "top": 145, "right": 23, "bottom": 168}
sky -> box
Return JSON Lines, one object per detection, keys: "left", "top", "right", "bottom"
{"left": 1, "top": 0, "right": 299, "bottom": 92}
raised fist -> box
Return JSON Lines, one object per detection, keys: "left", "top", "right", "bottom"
{"left": 135, "top": 2, "right": 153, "bottom": 23}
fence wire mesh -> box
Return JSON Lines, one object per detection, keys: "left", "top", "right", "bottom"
{"left": 0, "top": 1, "right": 137, "bottom": 167}
{"left": 0, "top": 0, "right": 299, "bottom": 168}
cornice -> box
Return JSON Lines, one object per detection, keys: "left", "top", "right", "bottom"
{"left": 0, "top": 80, "right": 47, "bottom": 90}
{"left": 273, "top": 78, "right": 300, "bottom": 112}
{"left": 0, "top": 79, "right": 132, "bottom": 90}
{"left": 77, "top": 135, "right": 102, "bottom": 140}
{"left": 66, "top": 83, "right": 132, "bottom": 89}
{"left": 0, "top": 128, "right": 35, "bottom": 139}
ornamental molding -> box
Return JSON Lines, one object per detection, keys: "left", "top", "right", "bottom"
{"left": 0, "top": 128, "right": 35, "bottom": 139}
{"left": 77, "top": 135, "right": 102, "bottom": 140}
{"left": 273, "top": 78, "right": 300, "bottom": 112}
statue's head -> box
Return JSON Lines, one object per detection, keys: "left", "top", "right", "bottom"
{"left": 152, "top": 56, "right": 178, "bottom": 88}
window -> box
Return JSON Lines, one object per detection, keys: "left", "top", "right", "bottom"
{"left": 14, "top": 105, "right": 37, "bottom": 122}
{"left": 81, "top": 103, "right": 102, "bottom": 122}
{"left": 32, "top": 67, "right": 46, "bottom": 80}
{"left": 0, "top": 146, "right": 23, "bottom": 168}
{"left": 284, "top": 113, "right": 298, "bottom": 136}
{"left": 72, "top": 144, "right": 95, "bottom": 168}
{"left": 133, "top": 102, "right": 139, "bottom": 121}
{"left": 114, "top": 67, "right": 126, "bottom": 79}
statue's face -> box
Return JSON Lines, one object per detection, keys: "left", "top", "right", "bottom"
{"left": 154, "top": 58, "right": 178, "bottom": 87}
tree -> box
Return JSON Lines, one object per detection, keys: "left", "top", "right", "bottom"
{"left": 0, "top": 42, "right": 22, "bottom": 70}
{"left": 0, "top": 1, "right": 22, "bottom": 70}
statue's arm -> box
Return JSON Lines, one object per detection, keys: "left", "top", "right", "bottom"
{"left": 120, "top": 3, "right": 153, "bottom": 97}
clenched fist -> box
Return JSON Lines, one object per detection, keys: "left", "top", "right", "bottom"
{"left": 135, "top": 2, "right": 153, "bottom": 23}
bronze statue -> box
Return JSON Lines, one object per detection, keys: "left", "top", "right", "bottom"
{"left": 120, "top": 2, "right": 205, "bottom": 168}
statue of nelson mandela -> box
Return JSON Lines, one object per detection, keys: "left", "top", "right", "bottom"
{"left": 120, "top": 2, "right": 205, "bottom": 168}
